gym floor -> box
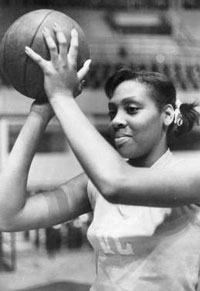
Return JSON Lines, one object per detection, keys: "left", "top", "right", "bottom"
{"left": 0, "top": 241, "right": 95, "bottom": 291}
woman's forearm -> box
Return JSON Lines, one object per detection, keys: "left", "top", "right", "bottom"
{"left": 0, "top": 109, "right": 50, "bottom": 220}
{"left": 50, "top": 94, "right": 127, "bottom": 196}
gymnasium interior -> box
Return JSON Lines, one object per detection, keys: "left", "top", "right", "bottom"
{"left": 0, "top": 0, "right": 200, "bottom": 290}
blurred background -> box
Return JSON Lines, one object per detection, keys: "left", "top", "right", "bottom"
{"left": 0, "top": 0, "right": 200, "bottom": 290}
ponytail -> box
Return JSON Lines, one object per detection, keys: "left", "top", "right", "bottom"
{"left": 173, "top": 102, "right": 200, "bottom": 136}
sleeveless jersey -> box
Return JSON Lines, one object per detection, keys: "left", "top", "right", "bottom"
{"left": 87, "top": 150, "right": 200, "bottom": 291}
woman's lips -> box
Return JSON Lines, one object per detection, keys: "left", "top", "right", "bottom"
{"left": 114, "top": 136, "right": 131, "bottom": 147}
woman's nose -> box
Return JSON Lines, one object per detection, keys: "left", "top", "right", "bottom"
{"left": 111, "top": 111, "right": 127, "bottom": 129}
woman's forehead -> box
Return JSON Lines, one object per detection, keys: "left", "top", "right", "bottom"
{"left": 111, "top": 80, "right": 153, "bottom": 103}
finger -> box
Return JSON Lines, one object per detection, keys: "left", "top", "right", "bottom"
{"left": 53, "top": 23, "right": 68, "bottom": 62}
{"left": 68, "top": 29, "right": 78, "bottom": 69}
{"left": 74, "top": 80, "right": 86, "bottom": 97}
{"left": 77, "top": 59, "right": 91, "bottom": 81}
{"left": 42, "top": 27, "right": 58, "bottom": 64}
{"left": 25, "top": 46, "right": 46, "bottom": 69}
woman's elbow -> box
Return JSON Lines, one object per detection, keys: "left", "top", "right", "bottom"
{"left": 92, "top": 165, "right": 129, "bottom": 203}
{"left": 99, "top": 178, "right": 122, "bottom": 204}
{"left": 0, "top": 212, "right": 21, "bottom": 232}
{"left": 0, "top": 219, "right": 15, "bottom": 232}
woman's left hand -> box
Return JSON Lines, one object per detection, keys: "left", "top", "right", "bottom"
{"left": 25, "top": 23, "right": 91, "bottom": 102}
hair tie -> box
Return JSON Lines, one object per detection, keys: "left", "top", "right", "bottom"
{"left": 174, "top": 99, "right": 183, "bottom": 126}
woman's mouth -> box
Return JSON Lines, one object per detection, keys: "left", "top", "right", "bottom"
{"left": 114, "top": 136, "right": 131, "bottom": 147}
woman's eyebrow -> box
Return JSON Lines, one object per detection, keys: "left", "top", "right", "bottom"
{"left": 122, "top": 97, "right": 141, "bottom": 105}
{"left": 108, "top": 96, "right": 141, "bottom": 108}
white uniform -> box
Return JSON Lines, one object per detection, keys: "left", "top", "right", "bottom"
{"left": 87, "top": 150, "right": 200, "bottom": 291}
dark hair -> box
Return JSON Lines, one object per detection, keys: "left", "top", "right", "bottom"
{"left": 104, "top": 67, "right": 200, "bottom": 136}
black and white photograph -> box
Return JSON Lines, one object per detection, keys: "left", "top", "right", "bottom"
{"left": 0, "top": 1, "right": 200, "bottom": 291}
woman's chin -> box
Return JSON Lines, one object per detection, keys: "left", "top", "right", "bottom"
{"left": 117, "top": 148, "right": 133, "bottom": 159}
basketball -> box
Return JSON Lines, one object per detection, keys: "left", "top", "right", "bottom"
{"left": 0, "top": 9, "right": 90, "bottom": 101}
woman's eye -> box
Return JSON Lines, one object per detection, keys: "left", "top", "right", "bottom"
{"left": 126, "top": 106, "right": 139, "bottom": 115}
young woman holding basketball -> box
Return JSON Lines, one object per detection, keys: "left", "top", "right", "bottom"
{"left": 0, "top": 25, "right": 200, "bottom": 290}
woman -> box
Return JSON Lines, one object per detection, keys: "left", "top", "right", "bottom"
{"left": 0, "top": 24, "right": 200, "bottom": 290}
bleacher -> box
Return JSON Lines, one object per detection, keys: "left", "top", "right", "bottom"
{"left": 86, "top": 61, "right": 200, "bottom": 91}
{"left": 1, "top": 60, "right": 200, "bottom": 92}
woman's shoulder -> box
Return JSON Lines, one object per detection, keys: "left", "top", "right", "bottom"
{"left": 152, "top": 149, "right": 182, "bottom": 169}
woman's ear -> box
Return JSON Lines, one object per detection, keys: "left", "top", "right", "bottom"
{"left": 162, "top": 104, "right": 174, "bottom": 127}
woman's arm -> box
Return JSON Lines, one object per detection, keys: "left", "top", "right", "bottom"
{"left": 0, "top": 172, "right": 91, "bottom": 232}
{"left": 25, "top": 25, "right": 200, "bottom": 207}
{"left": 0, "top": 102, "right": 53, "bottom": 221}
{"left": 0, "top": 102, "right": 91, "bottom": 231}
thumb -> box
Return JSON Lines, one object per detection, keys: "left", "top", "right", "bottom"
{"left": 77, "top": 59, "right": 91, "bottom": 81}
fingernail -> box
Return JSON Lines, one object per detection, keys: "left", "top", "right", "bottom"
{"left": 71, "top": 28, "right": 77, "bottom": 35}
{"left": 53, "top": 22, "right": 59, "bottom": 29}
{"left": 25, "top": 46, "right": 31, "bottom": 52}
{"left": 86, "top": 59, "right": 92, "bottom": 67}
{"left": 42, "top": 27, "right": 48, "bottom": 34}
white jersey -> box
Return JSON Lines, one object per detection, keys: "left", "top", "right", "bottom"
{"left": 87, "top": 150, "right": 200, "bottom": 291}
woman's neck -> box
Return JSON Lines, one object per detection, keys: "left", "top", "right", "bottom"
{"left": 128, "top": 146, "right": 169, "bottom": 168}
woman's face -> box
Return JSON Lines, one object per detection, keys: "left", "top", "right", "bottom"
{"left": 108, "top": 80, "right": 168, "bottom": 166}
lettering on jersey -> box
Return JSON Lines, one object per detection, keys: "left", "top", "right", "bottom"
{"left": 99, "top": 236, "right": 115, "bottom": 254}
{"left": 91, "top": 235, "right": 135, "bottom": 255}
{"left": 115, "top": 238, "right": 134, "bottom": 255}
